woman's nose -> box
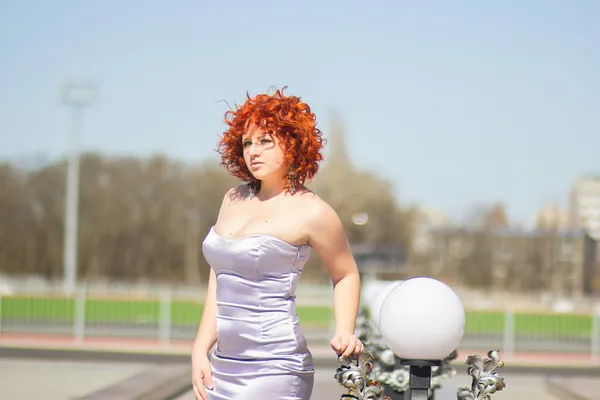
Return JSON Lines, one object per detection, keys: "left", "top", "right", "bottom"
{"left": 248, "top": 143, "right": 262, "bottom": 155}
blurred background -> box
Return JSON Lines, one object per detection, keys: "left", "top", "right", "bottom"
{"left": 1, "top": 1, "right": 599, "bottom": 399}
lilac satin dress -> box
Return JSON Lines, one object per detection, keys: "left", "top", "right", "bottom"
{"left": 202, "top": 226, "right": 315, "bottom": 400}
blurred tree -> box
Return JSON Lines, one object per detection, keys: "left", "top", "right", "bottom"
{"left": 452, "top": 203, "right": 510, "bottom": 288}
{"left": 0, "top": 164, "right": 28, "bottom": 274}
{"left": 184, "top": 159, "right": 239, "bottom": 284}
{"left": 306, "top": 114, "right": 415, "bottom": 281}
{"left": 311, "top": 115, "right": 413, "bottom": 246}
{"left": 0, "top": 153, "right": 238, "bottom": 284}
{"left": 20, "top": 161, "right": 66, "bottom": 278}
{"left": 0, "top": 115, "right": 415, "bottom": 285}
{"left": 463, "top": 202, "right": 509, "bottom": 230}
{"left": 456, "top": 229, "right": 493, "bottom": 288}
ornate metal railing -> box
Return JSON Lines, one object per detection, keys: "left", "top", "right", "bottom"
{"left": 335, "top": 307, "right": 506, "bottom": 399}
{"left": 336, "top": 350, "right": 505, "bottom": 400}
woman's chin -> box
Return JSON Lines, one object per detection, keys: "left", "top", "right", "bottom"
{"left": 249, "top": 171, "right": 269, "bottom": 180}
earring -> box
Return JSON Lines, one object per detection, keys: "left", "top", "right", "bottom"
{"left": 288, "top": 168, "right": 298, "bottom": 194}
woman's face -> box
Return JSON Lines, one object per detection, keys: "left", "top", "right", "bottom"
{"left": 242, "top": 125, "right": 287, "bottom": 182}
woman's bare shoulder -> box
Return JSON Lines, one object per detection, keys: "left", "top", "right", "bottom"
{"left": 295, "top": 190, "right": 338, "bottom": 224}
{"left": 223, "top": 184, "right": 250, "bottom": 205}
{"left": 295, "top": 187, "right": 324, "bottom": 205}
{"left": 295, "top": 192, "right": 348, "bottom": 250}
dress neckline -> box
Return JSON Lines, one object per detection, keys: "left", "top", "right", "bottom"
{"left": 209, "top": 226, "right": 310, "bottom": 250}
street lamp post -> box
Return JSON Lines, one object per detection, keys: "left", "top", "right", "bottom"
{"left": 352, "top": 304, "right": 458, "bottom": 399}
{"left": 335, "top": 277, "right": 506, "bottom": 399}
{"left": 59, "top": 80, "right": 98, "bottom": 296}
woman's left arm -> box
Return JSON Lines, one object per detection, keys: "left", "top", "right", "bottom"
{"left": 308, "top": 200, "right": 364, "bottom": 358}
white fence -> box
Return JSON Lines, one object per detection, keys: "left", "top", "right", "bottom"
{"left": 1, "top": 287, "right": 600, "bottom": 360}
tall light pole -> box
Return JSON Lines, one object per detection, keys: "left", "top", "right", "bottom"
{"left": 59, "top": 80, "right": 98, "bottom": 296}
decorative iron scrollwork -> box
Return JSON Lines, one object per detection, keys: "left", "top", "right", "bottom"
{"left": 456, "top": 349, "right": 506, "bottom": 400}
{"left": 335, "top": 351, "right": 389, "bottom": 400}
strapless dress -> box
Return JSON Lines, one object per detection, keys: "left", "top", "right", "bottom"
{"left": 201, "top": 226, "right": 315, "bottom": 400}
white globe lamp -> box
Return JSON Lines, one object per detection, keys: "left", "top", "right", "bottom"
{"left": 378, "top": 277, "right": 465, "bottom": 399}
{"left": 379, "top": 277, "right": 465, "bottom": 360}
{"left": 367, "top": 280, "right": 403, "bottom": 331}
{"left": 361, "top": 280, "right": 389, "bottom": 307}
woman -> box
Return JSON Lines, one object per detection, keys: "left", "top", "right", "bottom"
{"left": 192, "top": 87, "right": 363, "bottom": 400}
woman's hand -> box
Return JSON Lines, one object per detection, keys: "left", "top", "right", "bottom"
{"left": 330, "top": 332, "right": 364, "bottom": 358}
{"left": 191, "top": 351, "right": 213, "bottom": 400}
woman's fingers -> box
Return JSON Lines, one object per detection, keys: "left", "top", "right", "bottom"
{"left": 354, "top": 341, "right": 364, "bottom": 355}
{"left": 341, "top": 336, "right": 357, "bottom": 358}
{"left": 193, "top": 379, "right": 208, "bottom": 400}
{"left": 203, "top": 370, "right": 214, "bottom": 390}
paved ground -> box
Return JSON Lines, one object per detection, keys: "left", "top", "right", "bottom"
{"left": 1, "top": 333, "right": 597, "bottom": 400}
{"left": 172, "top": 368, "right": 562, "bottom": 400}
{"left": 0, "top": 355, "right": 578, "bottom": 400}
{"left": 0, "top": 357, "right": 153, "bottom": 400}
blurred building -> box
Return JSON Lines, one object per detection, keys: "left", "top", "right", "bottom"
{"left": 411, "top": 207, "right": 454, "bottom": 254}
{"left": 428, "top": 227, "right": 598, "bottom": 297}
{"left": 353, "top": 243, "right": 407, "bottom": 281}
{"left": 569, "top": 175, "right": 600, "bottom": 240}
{"left": 535, "top": 204, "right": 570, "bottom": 230}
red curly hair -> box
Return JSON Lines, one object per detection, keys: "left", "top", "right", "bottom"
{"left": 217, "top": 86, "right": 325, "bottom": 192}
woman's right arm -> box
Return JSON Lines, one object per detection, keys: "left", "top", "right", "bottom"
{"left": 192, "top": 187, "right": 235, "bottom": 399}
{"left": 194, "top": 267, "right": 218, "bottom": 355}
{"left": 191, "top": 268, "right": 217, "bottom": 399}
{"left": 194, "top": 187, "right": 234, "bottom": 354}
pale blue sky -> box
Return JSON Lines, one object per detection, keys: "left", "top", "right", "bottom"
{"left": 1, "top": 1, "right": 598, "bottom": 225}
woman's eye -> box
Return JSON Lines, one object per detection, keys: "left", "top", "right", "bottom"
{"left": 243, "top": 141, "right": 251, "bottom": 147}
{"left": 262, "top": 138, "right": 271, "bottom": 144}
